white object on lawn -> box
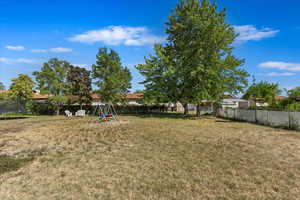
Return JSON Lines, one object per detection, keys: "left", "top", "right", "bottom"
{"left": 65, "top": 110, "right": 72, "bottom": 117}
{"left": 75, "top": 110, "right": 85, "bottom": 117}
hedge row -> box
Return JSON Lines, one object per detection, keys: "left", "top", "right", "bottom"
{"left": 30, "top": 103, "right": 167, "bottom": 115}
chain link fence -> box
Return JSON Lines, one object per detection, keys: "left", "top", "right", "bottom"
{"left": 0, "top": 100, "right": 20, "bottom": 114}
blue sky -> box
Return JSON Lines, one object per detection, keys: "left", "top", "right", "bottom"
{"left": 0, "top": 0, "right": 299, "bottom": 92}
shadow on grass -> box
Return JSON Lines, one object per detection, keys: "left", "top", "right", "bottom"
{"left": 0, "top": 116, "right": 29, "bottom": 120}
{"left": 0, "top": 155, "right": 34, "bottom": 175}
{"left": 121, "top": 112, "right": 214, "bottom": 120}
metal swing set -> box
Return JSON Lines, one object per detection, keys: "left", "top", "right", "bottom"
{"left": 93, "top": 103, "right": 119, "bottom": 122}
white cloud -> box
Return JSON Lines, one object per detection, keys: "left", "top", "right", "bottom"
{"left": 266, "top": 72, "right": 296, "bottom": 77}
{"left": 68, "top": 26, "right": 165, "bottom": 46}
{"left": 31, "top": 47, "right": 72, "bottom": 53}
{"left": 72, "top": 63, "right": 90, "bottom": 68}
{"left": 49, "top": 47, "right": 73, "bottom": 53}
{"left": 5, "top": 45, "right": 25, "bottom": 51}
{"left": 234, "top": 25, "right": 279, "bottom": 43}
{"left": 31, "top": 49, "right": 47, "bottom": 53}
{"left": 259, "top": 61, "right": 300, "bottom": 71}
{"left": 0, "top": 57, "right": 41, "bottom": 64}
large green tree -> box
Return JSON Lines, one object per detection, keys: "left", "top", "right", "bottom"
{"left": 137, "top": 0, "right": 248, "bottom": 115}
{"left": 33, "top": 58, "right": 71, "bottom": 95}
{"left": 9, "top": 74, "right": 35, "bottom": 112}
{"left": 67, "top": 66, "right": 92, "bottom": 109}
{"left": 92, "top": 47, "right": 132, "bottom": 104}
{"left": 136, "top": 44, "right": 180, "bottom": 104}
{"left": 33, "top": 58, "right": 71, "bottom": 115}
{"left": 243, "top": 81, "right": 281, "bottom": 107}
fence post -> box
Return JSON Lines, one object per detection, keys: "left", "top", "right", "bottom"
{"left": 234, "top": 108, "right": 236, "bottom": 120}
{"left": 266, "top": 110, "right": 269, "bottom": 126}
{"left": 288, "top": 109, "right": 291, "bottom": 129}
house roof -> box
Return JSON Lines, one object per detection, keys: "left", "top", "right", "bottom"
{"left": 126, "top": 93, "right": 144, "bottom": 99}
{"left": 222, "top": 98, "right": 249, "bottom": 103}
{"left": 275, "top": 96, "right": 287, "bottom": 100}
{"left": 0, "top": 90, "right": 143, "bottom": 100}
{"left": 33, "top": 94, "right": 53, "bottom": 99}
{"left": 90, "top": 93, "right": 143, "bottom": 100}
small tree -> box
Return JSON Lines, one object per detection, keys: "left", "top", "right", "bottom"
{"left": 0, "top": 81, "right": 5, "bottom": 90}
{"left": 243, "top": 81, "right": 281, "bottom": 107}
{"left": 92, "top": 47, "right": 132, "bottom": 104}
{"left": 279, "top": 86, "right": 300, "bottom": 111}
{"left": 67, "top": 66, "right": 92, "bottom": 109}
{"left": 48, "top": 95, "right": 69, "bottom": 115}
{"left": 9, "top": 74, "right": 35, "bottom": 112}
{"left": 287, "top": 87, "right": 300, "bottom": 100}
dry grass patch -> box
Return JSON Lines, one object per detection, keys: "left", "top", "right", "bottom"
{"left": 0, "top": 115, "right": 299, "bottom": 199}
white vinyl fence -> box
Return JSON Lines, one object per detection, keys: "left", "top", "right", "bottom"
{"left": 218, "top": 108, "right": 300, "bottom": 130}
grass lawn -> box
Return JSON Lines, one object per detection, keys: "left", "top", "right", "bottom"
{"left": 0, "top": 115, "right": 300, "bottom": 200}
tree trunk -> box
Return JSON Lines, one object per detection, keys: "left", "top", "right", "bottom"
{"left": 56, "top": 109, "right": 60, "bottom": 116}
{"left": 183, "top": 103, "right": 189, "bottom": 115}
{"left": 196, "top": 103, "right": 201, "bottom": 117}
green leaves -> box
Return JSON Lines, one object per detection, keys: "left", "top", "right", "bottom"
{"left": 67, "top": 66, "right": 92, "bottom": 106}
{"left": 9, "top": 74, "right": 35, "bottom": 111}
{"left": 137, "top": 0, "right": 249, "bottom": 109}
{"left": 92, "top": 47, "right": 132, "bottom": 104}
{"left": 243, "top": 81, "right": 281, "bottom": 106}
{"left": 33, "top": 58, "right": 71, "bottom": 95}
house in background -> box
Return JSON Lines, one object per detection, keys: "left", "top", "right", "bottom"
{"left": 0, "top": 90, "right": 144, "bottom": 105}
{"left": 90, "top": 93, "right": 144, "bottom": 105}
{"left": 221, "top": 98, "right": 251, "bottom": 109}
{"left": 246, "top": 96, "right": 288, "bottom": 108}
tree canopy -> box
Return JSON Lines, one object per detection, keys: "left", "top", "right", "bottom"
{"left": 243, "top": 81, "right": 281, "bottom": 107}
{"left": 287, "top": 87, "right": 300, "bottom": 100}
{"left": 92, "top": 47, "right": 132, "bottom": 104}
{"left": 9, "top": 74, "right": 35, "bottom": 111}
{"left": 137, "top": 0, "right": 249, "bottom": 115}
{"left": 67, "top": 66, "right": 92, "bottom": 108}
{"left": 33, "top": 58, "right": 71, "bottom": 95}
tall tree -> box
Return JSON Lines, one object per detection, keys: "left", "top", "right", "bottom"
{"left": 92, "top": 47, "right": 132, "bottom": 104}
{"left": 33, "top": 58, "right": 71, "bottom": 95}
{"left": 33, "top": 58, "right": 71, "bottom": 115}
{"left": 137, "top": 0, "right": 248, "bottom": 115}
{"left": 243, "top": 81, "right": 281, "bottom": 107}
{"left": 9, "top": 74, "right": 35, "bottom": 112}
{"left": 67, "top": 66, "right": 92, "bottom": 109}
{"left": 0, "top": 81, "right": 5, "bottom": 90}
{"left": 136, "top": 44, "right": 179, "bottom": 104}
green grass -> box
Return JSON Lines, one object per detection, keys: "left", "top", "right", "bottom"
{"left": 0, "top": 115, "right": 299, "bottom": 199}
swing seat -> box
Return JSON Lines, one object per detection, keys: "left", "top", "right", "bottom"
{"left": 94, "top": 103, "right": 118, "bottom": 122}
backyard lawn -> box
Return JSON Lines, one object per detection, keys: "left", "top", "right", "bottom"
{"left": 0, "top": 115, "right": 299, "bottom": 200}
